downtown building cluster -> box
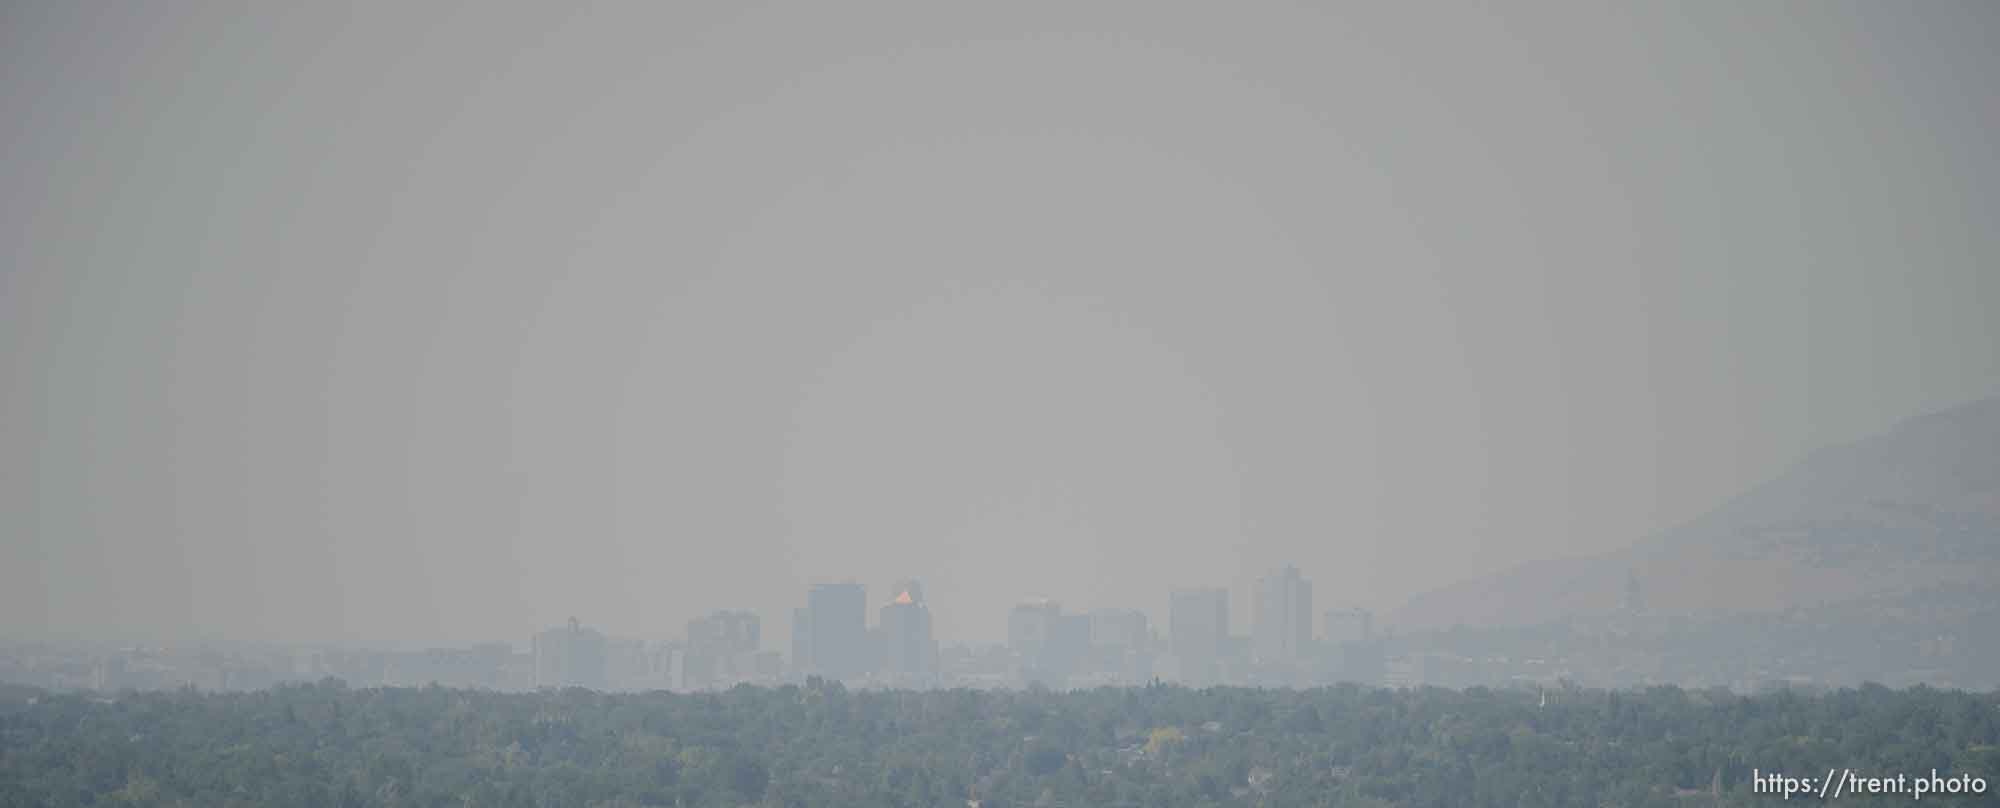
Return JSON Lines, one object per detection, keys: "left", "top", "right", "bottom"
{"left": 519, "top": 564, "right": 1384, "bottom": 692}
{"left": 1, "top": 565, "right": 1387, "bottom": 693}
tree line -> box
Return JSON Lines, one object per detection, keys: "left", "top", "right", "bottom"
{"left": 1, "top": 679, "right": 1995, "bottom": 807}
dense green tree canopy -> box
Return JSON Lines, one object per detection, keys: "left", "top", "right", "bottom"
{"left": 1, "top": 680, "right": 1995, "bottom": 807}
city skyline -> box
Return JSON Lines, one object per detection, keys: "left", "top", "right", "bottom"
{"left": 1, "top": 564, "right": 1374, "bottom": 694}
{"left": 9, "top": 3, "right": 1999, "bottom": 652}
{"left": 684, "top": 564, "right": 1351, "bottom": 666}
{"left": 3, "top": 2, "right": 1997, "bottom": 803}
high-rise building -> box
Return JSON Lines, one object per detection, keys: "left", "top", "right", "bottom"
{"left": 1088, "top": 609, "right": 1150, "bottom": 650}
{"left": 685, "top": 610, "right": 761, "bottom": 689}
{"left": 1050, "top": 613, "right": 1092, "bottom": 675}
{"left": 1253, "top": 564, "right": 1313, "bottom": 663}
{"left": 1008, "top": 599, "right": 1088, "bottom": 683}
{"left": 1087, "top": 608, "right": 1155, "bottom": 683}
{"left": 662, "top": 644, "right": 688, "bottom": 691}
{"left": 1169, "top": 587, "right": 1228, "bottom": 685}
{"left": 879, "top": 580, "right": 936, "bottom": 676}
{"left": 891, "top": 578, "right": 924, "bottom": 606}
{"left": 1008, "top": 599, "right": 1062, "bottom": 659}
{"left": 790, "top": 607, "right": 813, "bottom": 675}
{"left": 533, "top": 617, "right": 607, "bottom": 690}
{"left": 806, "top": 582, "right": 869, "bottom": 680}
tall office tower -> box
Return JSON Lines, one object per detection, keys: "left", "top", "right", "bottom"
{"left": 806, "top": 582, "right": 869, "bottom": 680}
{"left": 1253, "top": 564, "right": 1313, "bottom": 663}
{"left": 878, "top": 580, "right": 936, "bottom": 676}
{"left": 1008, "top": 599, "right": 1062, "bottom": 659}
{"left": 1087, "top": 608, "right": 1155, "bottom": 683}
{"left": 532, "top": 617, "right": 608, "bottom": 690}
{"left": 1049, "top": 613, "right": 1092, "bottom": 674}
{"left": 685, "top": 610, "right": 761, "bottom": 689}
{"left": 1008, "top": 599, "right": 1084, "bottom": 682}
{"left": 790, "top": 607, "right": 813, "bottom": 674}
{"left": 1169, "top": 587, "right": 1228, "bottom": 685}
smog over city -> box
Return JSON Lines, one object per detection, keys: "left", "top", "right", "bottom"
{"left": 4, "top": 3, "right": 1998, "bottom": 806}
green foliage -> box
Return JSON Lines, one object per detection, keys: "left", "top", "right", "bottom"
{"left": 0, "top": 681, "right": 1994, "bottom": 807}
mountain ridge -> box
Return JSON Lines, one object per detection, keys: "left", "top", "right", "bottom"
{"left": 1391, "top": 395, "right": 2000, "bottom": 631}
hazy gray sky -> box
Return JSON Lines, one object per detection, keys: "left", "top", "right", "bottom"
{"left": 4, "top": 2, "right": 1996, "bottom": 648}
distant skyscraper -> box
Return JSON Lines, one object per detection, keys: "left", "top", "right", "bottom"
{"left": 892, "top": 578, "right": 924, "bottom": 606}
{"left": 879, "top": 579, "right": 936, "bottom": 676}
{"left": 533, "top": 617, "right": 607, "bottom": 690}
{"left": 1008, "top": 599, "right": 1062, "bottom": 659}
{"left": 685, "top": 610, "right": 761, "bottom": 689}
{"left": 1254, "top": 564, "right": 1313, "bottom": 663}
{"left": 1049, "top": 613, "right": 1092, "bottom": 675}
{"left": 1086, "top": 608, "right": 1154, "bottom": 683}
{"left": 790, "top": 607, "right": 812, "bottom": 674}
{"left": 806, "top": 582, "right": 869, "bottom": 680}
{"left": 1169, "top": 587, "right": 1228, "bottom": 685}
{"left": 1008, "top": 599, "right": 1087, "bottom": 681}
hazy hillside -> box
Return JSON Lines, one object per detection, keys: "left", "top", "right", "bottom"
{"left": 1394, "top": 397, "right": 2000, "bottom": 631}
